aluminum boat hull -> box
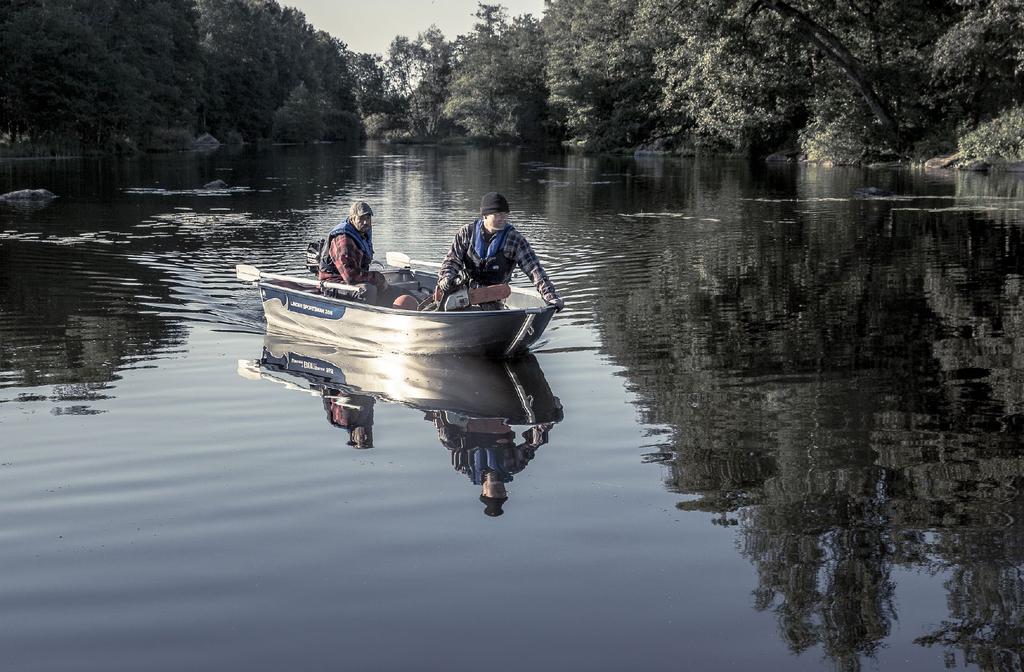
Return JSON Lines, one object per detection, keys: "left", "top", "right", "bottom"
{"left": 256, "top": 270, "right": 555, "bottom": 358}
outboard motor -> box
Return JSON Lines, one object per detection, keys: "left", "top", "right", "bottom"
{"left": 440, "top": 286, "right": 472, "bottom": 311}
{"left": 305, "top": 239, "right": 325, "bottom": 275}
{"left": 434, "top": 283, "right": 511, "bottom": 311}
{"left": 421, "top": 269, "right": 511, "bottom": 312}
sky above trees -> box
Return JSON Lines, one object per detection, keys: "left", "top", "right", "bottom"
{"left": 282, "top": 0, "right": 546, "bottom": 54}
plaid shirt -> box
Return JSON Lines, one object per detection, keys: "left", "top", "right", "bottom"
{"left": 439, "top": 222, "right": 560, "bottom": 303}
{"left": 318, "top": 232, "right": 383, "bottom": 287}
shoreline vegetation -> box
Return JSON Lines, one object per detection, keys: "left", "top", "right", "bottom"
{"left": 2, "top": 0, "right": 1022, "bottom": 170}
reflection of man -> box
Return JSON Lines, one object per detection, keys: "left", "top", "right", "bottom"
{"left": 429, "top": 411, "right": 554, "bottom": 517}
{"left": 322, "top": 389, "right": 375, "bottom": 449}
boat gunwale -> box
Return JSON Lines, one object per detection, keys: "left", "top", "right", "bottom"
{"left": 258, "top": 278, "right": 555, "bottom": 319}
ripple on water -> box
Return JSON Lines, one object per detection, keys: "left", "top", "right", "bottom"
{"left": 5, "top": 148, "right": 1024, "bottom": 671}
{"left": 123, "top": 187, "right": 255, "bottom": 196}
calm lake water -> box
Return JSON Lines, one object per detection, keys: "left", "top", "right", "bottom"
{"left": 2, "top": 143, "right": 1024, "bottom": 671}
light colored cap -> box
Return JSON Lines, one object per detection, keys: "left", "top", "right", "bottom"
{"left": 349, "top": 201, "right": 373, "bottom": 218}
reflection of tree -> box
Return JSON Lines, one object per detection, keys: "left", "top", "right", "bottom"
{"left": 917, "top": 561, "right": 1024, "bottom": 672}
{"left": 587, "top": 167, "right": 1024, "bottom": 669}
{"left": 0, "top": 240, "right": 185, "bottom": 403}
{"left": 0, "top": 145, "right": 376, "bottom": 404}
{"left": 888, "top": 432, "right": 1024, "bottom": 671}
{"left": 742, "top": 474, "right": 897, "bottom": 670}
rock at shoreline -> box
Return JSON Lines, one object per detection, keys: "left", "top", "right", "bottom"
{"left": 854, "top": 186, "right": 894, "bottom": 198}
{"left": 924, "top": 153, "right": 960, "bottom": 170}
{"left": 959, "top": 159, "right": 991, "bottom": 172}
{"left": 925, "top": 153, "right": 1024, "bottom": 172}
{"left": 867, "top": 161, "right": 904, "bottom": 169}
{"left": 0, "top": 189, "right": 58, "bottom": 202}
{"left": 765, "top": 149, "right": 801, "bottom": 163}
{"left": 633, "top": 138, "right": 670, "bottom": 155}
{"left": 202, "top": 179, "right": 228, "bottom": 189}
{"left": 192, "top": 133, "right": 220, "bottom": 150}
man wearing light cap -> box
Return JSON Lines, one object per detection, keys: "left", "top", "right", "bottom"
{"left": 436, "top": 192, "right": 564, "bottom": 311}
{"left": 322, "top": 390, "right": 375, "bottom": 449}
{"left": 318, "top": 201, "right": 410, "bottom": 306}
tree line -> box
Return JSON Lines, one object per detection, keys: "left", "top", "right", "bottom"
{"left": 2, "top": 0, "right": 1023, "bottom": 162}
{"left": 0, "top": 0, "right": 360, "bottom": 154}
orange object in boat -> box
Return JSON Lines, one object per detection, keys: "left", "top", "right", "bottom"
{"left": 392, "top": 294, "right": 419, "bottom": 310}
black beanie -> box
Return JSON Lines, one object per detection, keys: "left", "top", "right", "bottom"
{"left": 480, "top": 192, "right": 510, "bottom": 216}
{"left": 480, "top": 494, "right": 508, "bottom": 517}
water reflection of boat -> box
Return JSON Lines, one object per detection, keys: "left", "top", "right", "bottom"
{"left": 239, "top": 334, "right": 563, "bottom": 516}
{"left": 241, "top": 334, "right": 563, "bottom": 425}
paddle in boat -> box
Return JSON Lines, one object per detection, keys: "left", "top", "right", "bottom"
{"left": 236, "top": 251, "right": 557, "bottom": 358}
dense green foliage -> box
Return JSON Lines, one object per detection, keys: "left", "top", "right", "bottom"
{"left": 0, "top": 0, "right": 358, "bottom": 152}
{"left": 353, "top": 0, "right": 1023, "bottom": 161}
{"left": 1, "top": 0, "right": 204, "bottom": 152}
{"left": 386, "top": 27, "right": 456, "bottom": 138}
{"left": 543, "top": 0, "right": 662, "bottom": 150}
{"left": 959, "top": 106, "right": 1024, "bottom": 160}
{"left": 197, "top": 0, "right": 358, "bottom": 143}
{"left": 3, "top": 0, "right": 1023, "bottom": 160}
{"left": 445, "top": 6, "right": 548, "bottom": 141}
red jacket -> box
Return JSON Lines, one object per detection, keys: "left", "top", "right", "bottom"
{"left": 318, "top": 233, "right": 384, "bottom": 287}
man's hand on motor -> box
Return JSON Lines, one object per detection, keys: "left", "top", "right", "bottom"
{"left": 434, "top": 276, "right": 453, "bottom": 302}
{"left": 548, "top": 297, "right": 565, "bottom": 312}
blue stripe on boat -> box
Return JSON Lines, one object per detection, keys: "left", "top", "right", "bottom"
{"left": 287, "top": 354, "right": 344, "bottom": 382}
{"left": 262, "top": 286, "right": 347, "bottom": 320}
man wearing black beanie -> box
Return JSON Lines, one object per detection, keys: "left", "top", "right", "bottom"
{"left": 435, "top": 192, "right": 563, "bottom": 311}
{"left": 479, "top": 191, "right": 509, "bottom": 216}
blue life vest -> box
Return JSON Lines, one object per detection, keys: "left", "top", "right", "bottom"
{"left": 465, "top": 219, "right": 514, "bottom": 286}
{"left": 319, "top": 222, "right": 374, "bottom": 276}
{"left": 449, "top": 441, "right": 538, "bottom": 485}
